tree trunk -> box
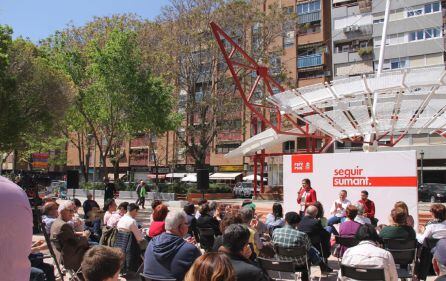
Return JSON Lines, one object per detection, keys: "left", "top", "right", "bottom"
{"left": 113, "top": 160, "right": 119, "bottom": 182}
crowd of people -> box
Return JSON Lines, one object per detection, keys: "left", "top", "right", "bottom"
{"left": 1, "top": 175, "right": 446, "bottom": 281}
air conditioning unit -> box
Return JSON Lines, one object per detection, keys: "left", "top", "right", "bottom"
{"left": 343, "top": 26, "right": 351, "bottom": 33}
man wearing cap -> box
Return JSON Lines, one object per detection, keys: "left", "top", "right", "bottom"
{"left": 433, "top": 238, "right": 446, "bottom": 281}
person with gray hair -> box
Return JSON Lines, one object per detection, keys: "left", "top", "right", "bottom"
{"left": 354, "top": 203, "right": 372, "bottom": 225}
{"left": 144, "top": 210, "right": 201, "bottom": 280}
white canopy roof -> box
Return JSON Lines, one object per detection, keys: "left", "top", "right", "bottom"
{"left": 269, "top": 66, "right": 446, "bottom": 140}
{"left": 243, "top": 174, "right": 267, "bottom": 181}
{"left": 166, "top": 173, "right": 187, "bottom": 178}
{"left": 225, "top": 128, "right": 304, "bottom": 158}
{"left": 209, "top": 172, "right": 242, "bottom": 180}
{"left": 180, "top": 173, "right": 197, "bottom": 182}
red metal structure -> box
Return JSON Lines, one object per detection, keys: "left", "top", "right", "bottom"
{"left": 210, "top": 22, "right": 332, "bottom": 195}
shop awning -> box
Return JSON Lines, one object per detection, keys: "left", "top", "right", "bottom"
{"left": 243, "top": 174, "right": 267, "bottom": 181}
{"left": 166, "top": 173, "right": 187, "bottom": 178}
{"left": 181, "top": 173, "right": 197, "bottom": 182}
{"left": 107, "top": 173, "right": 126, "bottom": 179}
{"left": 147, "top": 174, "right": 166, "bottom": 179}
{"left": 209, "top": 172, "right": 242, "bottom": 180}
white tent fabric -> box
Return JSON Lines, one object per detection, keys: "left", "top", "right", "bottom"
{"left": 209, "top": 172, "right": 242, "bottom": 180}
{"left": 225, "top": 128, "right": 305, "bottom": 158}
{"left": 181, "top": 173, "right": 197, "bottom": 182}
{"left": 166, "top": 173, "right": 187, "bottom": 178}
{"left": 243, "top": 174, "right": 267, "bottom": 181}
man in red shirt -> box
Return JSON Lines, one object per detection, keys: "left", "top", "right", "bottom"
{"left": 297, "top": 178, "right": 317, "bottom": 216}
{"left": 358, "top": 190, "right": 377, "bottom": 225}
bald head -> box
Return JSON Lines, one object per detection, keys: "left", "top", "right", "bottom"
{"left": 306, "top": 205, "right": 318, "bottom": 218}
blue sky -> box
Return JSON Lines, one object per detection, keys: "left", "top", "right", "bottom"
{"left": 0, "top": 0, "right": 170, "bottom": 42}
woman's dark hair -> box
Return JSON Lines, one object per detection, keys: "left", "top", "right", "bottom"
{"left": 346, "top": 205, "right": 358, "bottom": 220}
{"left": 356, "top": 224, "right": 380, "bottom": 242}
{"left": 183, "top": 202, "right": 195, "bottom": 215}
{"left": 272, "top": 203, "right": 283, "bottom": 219}
{"left": 199, "top": 203, "right": 211, "bottom": 216}
{"left": 103, "top": 199, "right": 115, "bottom": 212}
{"left": 312, "top": 201, "right": 324, "bottom": 219}
{"left": 302, "top": 178, "right": 311, "bottom": 186}
{"left": 118, "top": 202, "right": 129, "bottom": 211}
{"left": 219, "top": 213, "right": 243, "bottom": 233}
{"left": 223, "top": 224, "right": 250, "bottom": 253}
{"left": 127, "top": 203, "right": 140, "bottom": 212}
{"left": 430, "top": 203, "right": 446, "bottom": 222}
{"left": 72, "top": 198, "right": 81, "bottom": 208}
{"left": 151, "top": 200, "right": 162, "bottom": 210}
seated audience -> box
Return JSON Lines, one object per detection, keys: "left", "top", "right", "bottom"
{"left": 116, "top": 203, "right": 144, "bottom": 242}
{"left": 103, "top": 199, "right": 117, "bottom": 226}
{"left": 212, "top": 212, "right": 243, "bottom": 252}
{"left": 149, "top": 199, "right": 162, "bottom": 225}
{"left": 184, "top": 252, "right": 236, "bottom": 281}
{"left": 418, "top": 203, "right": 446, "bottom": 243}
{"left": 328, "top": 190, "right": 351, "bottom": 227}
{"left": 107, "top": 201, "right": 129, "bottom": 228}
{"left": 337, "top": 205, "right": 361, "bottom": 257}
{"left": 354, "top": 203, "right": 371, "bottom": 225}
{"left": 265, "top": 202, "right": 285, "bottom": 233}
{"left": 71, "top": 198, "right": 86, "bottom": 232}
{"left": 313, "top": 201, "right": 328, "bottom": 227}
{"left": 82, "top": 193, "right": 100, "bottom": 219}
{"left": 272, "top": 211, "right": 320, "bottom": 281}
{"left": 358, "top": 190, "right": 376, "bottom": 225}
{"left": 197, "top": 203, "right": 222, "bottom": 251}
{"left": 30, "top": 240, "right": 55, "bottom": 281}
{"left": 240, "top": 207, "right": 263, "bottom": 255}
{"left": 42, "top": 202, "right": 59, "bottom": 234}
{"left": 298, "top": 205, "right": 332, "bottom": 271}
{"left": 195, "top": 198, "right": 208, "bottom": 219}
{"left": 219, "top": 224, "right": 269, "bottom": 281}
{"left": 50, "top": 201, "right": 90, "bottom": 271}
{"left": 144, "top": 210, "right": 201, "bottom": 280}
{"left": 148, "top": 204, "right": 169, "bottom": 238}
{"left": 184, "top": 202, "right": 198, "bottom": 239}
{"left": 81, "top": 246, "right": 124, "bottom": 281}
{"left": 340, "top": 224, "right": 397, "bottom": 281}
{"left": 433, "top": 238, "right": 446, "bottom": 281}
{"left": 394, "top": 201, "right": 414, "bottom": 227}
{"left": 0, "top": 176, "right": 33, "bottom": 281}
{"left": 380, "top": 207, "right": 416, "bottom": 240}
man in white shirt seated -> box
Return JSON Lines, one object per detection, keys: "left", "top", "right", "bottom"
{"left": 417, "top": 203, "right": 446, "bottom": 244}
{"left": 328, "top": 190, "right": 351, "bottom": 227}
{"left": 117, "top": 203, "right": 144, "bottom": 242}
{"left": 340, "top": 224, "right": 398, "bottom": 281}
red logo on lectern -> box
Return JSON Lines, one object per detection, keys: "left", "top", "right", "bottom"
{"left": 291, "top": 155, "right": 313, "bottom": 173}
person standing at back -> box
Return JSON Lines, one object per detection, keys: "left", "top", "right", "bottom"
{"left": 135, "top": 180, "right": 144, "bottom": 205}
{"left": 103, "top": 178, "right": 116, "bottom": 204}
{"left": 139, "top": 182, "right": 147, "bottom": 209}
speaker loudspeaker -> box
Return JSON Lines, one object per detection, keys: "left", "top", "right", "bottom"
{"left": 67, "top": 170, "right": 80, "bottom": 189}
{"left": 197, "top": 169, "right": 209, "bottom": 191}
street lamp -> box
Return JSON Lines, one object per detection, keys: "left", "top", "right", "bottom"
{"left": 420, "top": 150, "right": 424, "bottom": 186}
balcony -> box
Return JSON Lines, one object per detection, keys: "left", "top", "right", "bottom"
{"left": 298, "top": 53, "right": 323, "bottom": 68}
{"left": 298, "top": 11, "right": 321, "bottom": 24}
{"left": 130, "top": 137, "right": 147, "bottom": 148}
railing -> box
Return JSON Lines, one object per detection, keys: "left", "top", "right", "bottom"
{"left": 298, "top": 53, "right": 323, "bottom": 68}
{"left": 298, "top": 11, "right": 321, "bottom": 24}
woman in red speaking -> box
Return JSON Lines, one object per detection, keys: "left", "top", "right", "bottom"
{"left": 297, "top": 178, "right": 317, "bottom": 215}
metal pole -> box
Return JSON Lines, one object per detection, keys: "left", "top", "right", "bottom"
{"left": 420, "top": 150, "right": 424, "bottom": 185}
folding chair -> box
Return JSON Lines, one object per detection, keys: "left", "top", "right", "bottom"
{"left": 340, "top": 264, "right": 385, "bottom": 281}
{"left": 197, "top": 227, "right": 215, "bottom": 252}
{"left": 40, "top": 221, "right": 65, "bottom": 279}
{"left": 382, "top": 239, "right": 417, "bottom": 280}
{"left": 275, "top": 245, "right": 310, "bottom": 279}
{"left": 334, "top": 235, "right": 359, "bottom": 263}
{"left": 140, "top": 273, "right": 176, "bottom": 281}
{"left": 114, "top": 231, "right": 144, "bottom": 275}
{"left": 258, "top": 257, "right": 297, "bottom": 280}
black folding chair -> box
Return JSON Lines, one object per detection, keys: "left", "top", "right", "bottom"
{"left": 382, "top": 239, "right": 417, "bottom": 279}
{"left": 334, "top": 236, "right": 359, "bottom": 263}
{"left": 340, "top": 264, "right": 385, "bottom": 281}
{"left": 197, "top": 227, "right": 215, "bottom": 252}
{"left": 140, "top": 273, "right": 176, "bottom": 281}
{"left": 114, "top": 231, "right": 144, "bottom": 275}
{"left": 258, "top": 257, "right": 297, "bottom": 280}
{"left": 275, "top": 245, "right": 310, "bottom": 278}
{"left": 40, "top": 221, "right": 65, "bottom": 279}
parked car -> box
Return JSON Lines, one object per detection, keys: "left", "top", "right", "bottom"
{"left": 233, "top": 182, "right": 260, "bottom": 198}
{"left": 419, "top": 183, "right": 446, "bottom": 202}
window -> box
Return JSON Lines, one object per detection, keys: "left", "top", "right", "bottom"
{"left": 373, "top": 18, "right": 384, "bottom": 24}
{"left": 341, "top": 45, "right": 350, "bottom": 52}
{"left": 390, "top": 58, "right": 408, "bottom": 69}
{"left": 359, "top": 41, "right": 369, "bottom": 48}
{"left": 283, "top": 141, "right": 295, "bottom": 153}
{"left": 409, "top": 30, "right": 425, "bottom": 41}
{"left": 283, "top": 31, "right": 295, "bottom": 48}
{"left": 425, "top": 27, "right": 441, "bottom": 39}
{"left": 410, "top": 27, "right": 441, "bottom": 41}
{"left": 407, "top": 6, "right": 423, "bottom": 17}
{"left": 216, "top": 143, "right": 240, "bottom": 154}
{"left": 283, "top": 6, "right": 294, "bottom": 14}
{"left": 425, "top": 2, "right": 440, "bottom": 14}
{"left": 297, "top": 0, "right": 320, "bottom": 15}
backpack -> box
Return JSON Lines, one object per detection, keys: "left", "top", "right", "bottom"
{"left": 100, "top": 226, "right": 118, "bottom": 247}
